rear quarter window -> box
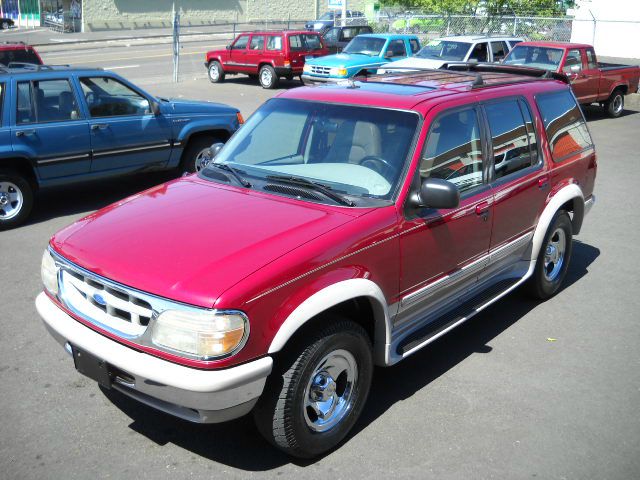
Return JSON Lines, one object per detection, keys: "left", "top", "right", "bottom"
{"left": 536, "top": 90, "right": 593, "bottom": 162}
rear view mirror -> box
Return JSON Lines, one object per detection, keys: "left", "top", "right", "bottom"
{"left": 410, "top": 178, "right": 460, "bottom": 210}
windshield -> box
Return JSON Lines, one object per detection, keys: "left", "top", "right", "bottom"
{"left": 0, "top": 48, "right": 41, "bottom": 66}
{"left": 415, "top": 40, "right": 472, "bottom": 61}
{"left": 201, "top": 99, "right": 419, "bottom": 202}
{"left": 503, "top": 45, "right": 564, "bottom": 70}
{"left": 343, "top": 37, "right": 386, "bottom": 56}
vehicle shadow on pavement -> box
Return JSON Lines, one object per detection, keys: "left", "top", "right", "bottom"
{"left": 582, "top": 105, "right": 638, "bottom": 123}
{"left": 99, "top": 240, "right": 599, "bottom": 470}
{"left": 26, "top": 171, "right": 178, "bottom": 226}
{"left": 216, "top": 75, "right": 304, "bottom": 90}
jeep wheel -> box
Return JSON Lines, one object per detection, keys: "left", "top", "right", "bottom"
{"left": 180, "top": 136, "right": 219, "bottom": 174}
{"left": 208, "top": 61, "right": 225, "bottom": 83}
{"left": 259, "top": 64, "right": 279, "bottom": 89}
{"left": 254, "top": 319, "right": 373, "bottom": 458}
{"left": 1, "top": 21, "right": 9, "bottom": 30}
{"left": 604, "top": 90, "right": 624, "bottom": 118}
{"left": 527, "top": 210, "right": 573, "bottom": 300}
{"left": 0, "top": 170, "right": 34, "bottom": 230}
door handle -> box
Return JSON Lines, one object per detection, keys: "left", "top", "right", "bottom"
{"left": 91, "top": 123, "right": 109, "bottom": 131}
{"left": 16, "top": 129, "right": 35, "bottom": 137}
{"left": 538, "top": 176, "right": 550, "bottom": 190}
{"left": 475, "top": 201, "right": 490, "bottom": 218}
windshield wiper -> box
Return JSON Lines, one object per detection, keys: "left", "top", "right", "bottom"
{"left": 210, "top": 163, "right": 252, "bottom": 187}
{"left": 266, "top": 175, "right": 355, "bottom": 207}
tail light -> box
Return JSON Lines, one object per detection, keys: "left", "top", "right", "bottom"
{"left": 284, "top": 60, "right": 291, "bottom": 67}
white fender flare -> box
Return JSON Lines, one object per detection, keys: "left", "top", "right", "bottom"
{"left": 267, "top": 278, "right": 391, "bottom": 365}
{"left": 527, "top": 183, "right": 584, "bottom": 274}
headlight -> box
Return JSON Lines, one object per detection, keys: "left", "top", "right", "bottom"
{"left": 303, "top": 64, "right": 311, "bottom": 73}
{"left": 41, "top": 249, "right": 59, "bottom": 296}
{"left": 330, "top": 67, "right": 348, "bottom": 76}
{"left": 152, "top": 309, "right": 247, "bottom": 359}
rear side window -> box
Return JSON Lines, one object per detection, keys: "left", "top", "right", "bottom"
{"left": 490, "top": 41, "right": 508, "bottom": 61}
{"left": 267, "top": 36, "right": 282, "bottom": 51}
{"left": 536, "top": 90, "right": 593, "bottom": 162}
{"left": 0, "top": 48, "right": 41, "bottom": 66}
{"left": 420, "top": 107, "right": 484, "bottom": 194}
{"left": 484, "top": 99, "right": 537, "bottom": 179}
{"left": 469, "top": 42, "right": 489, "bottom": 62}
{"left": 289, "top": 35, "right": 303, "bottom": 50}
{"left": 16, "top": 79, "right": 80, "bottom": 124}
{"left": 409, "top": 38, "right": 420, "bottom": 54}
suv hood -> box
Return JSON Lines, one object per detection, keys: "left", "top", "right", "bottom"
{"left": 308, "top": 53, "right": 383, "bottom": 68}
{"left": 161, "top": 99, "right": 238, "bottom": 116}
{"left": 51, "top": 177, "right": 359, "bottom": 308}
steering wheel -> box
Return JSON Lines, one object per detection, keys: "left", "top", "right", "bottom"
{"left": 85, "top": 91, "right": 95, "bottom": 105}
{"left": 358, "top": 155, "right": 393, "bottom": 177}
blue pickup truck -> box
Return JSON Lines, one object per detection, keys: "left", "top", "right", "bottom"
{"left": 0, "top": 65, "right": 241, "bottom": 229}
{"left": 301, "top": 33, "right": 420, "bottom": 84}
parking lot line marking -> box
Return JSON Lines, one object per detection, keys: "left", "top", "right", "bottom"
{"left": 108, "top": 65, "right": 141, "bottom": 70}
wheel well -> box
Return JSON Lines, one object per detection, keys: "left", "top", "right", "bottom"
{"left": 559, "top": 197, "right": 585, "bottom": 235}
{"left": 181, "top": 130, "right": 230, "bottom": 160}
{"left": 612, "top": 85, "right": 627, "bottom": 96}
{"left": 258, "top": 62, "right": 275, "bottom": 72}
{"left": 0, "top": 158, "right": 38, "bottom": 190}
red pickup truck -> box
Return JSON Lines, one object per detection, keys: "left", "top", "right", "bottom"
{"left": 38, "top": 65, "right": 596, "bottom": 458}
{"left": 504, "top": 41, "right": 640, "bottom": 117}
{"left": 205, "top": 30, "right": 328, "bottom": 89}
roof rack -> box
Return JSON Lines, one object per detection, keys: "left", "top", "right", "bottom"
{"left": 442, "top": 62, "right": 569, "bottom": 85}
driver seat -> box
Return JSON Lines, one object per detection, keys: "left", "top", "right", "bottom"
{"left": 325, "top": 120, "right": 382, "bottom": 164}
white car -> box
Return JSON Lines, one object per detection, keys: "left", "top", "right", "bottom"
{"left": 378, "top": 35, "right": 524, "bottom": 73}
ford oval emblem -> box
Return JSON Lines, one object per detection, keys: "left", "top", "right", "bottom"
{"left": 93, "top": 293, "right": 107, "bottom": 306}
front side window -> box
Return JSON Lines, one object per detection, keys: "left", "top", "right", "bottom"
{"left": 504, "top": 45, "right": 564, "bottom": 70}
{"left": 267, "top": 35, "right": 282, "bottom": 51}
{"left": 232, "top": 35, "right": 249, "bottom": 50}
{"left": 250, "top": 35, "right": 265, "bottom": 50}
{"left": 416, "top": 40, "right": 472, "bottom": 61}
{"left": 201, "top": 98, "right": 419, "bottom": 201}
{"left": 484, "top": 99, "right": 536, "bottom": 179}
{"left": 420, "top": 107, "right": 484, "bottom": 194}
{"left": 536, "top": 90, "right": 593, "bottom": 162}
{"left": 80, "top": 77, "right": 150, "bottom": 118}
{"left": 16, "top": 79, "right": 80, "bottom": 124}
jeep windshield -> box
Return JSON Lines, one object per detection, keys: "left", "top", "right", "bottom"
{"left": 343, "top": 37, "right": 386, "bottom": 56}
{"left": 200, "top": 98, "right": 419, "bottom": 205}
{"left": 415, "top": 40, "right": 472, "bottom": 61}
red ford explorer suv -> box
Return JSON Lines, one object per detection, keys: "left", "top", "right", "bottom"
{"left": 38, "top": 65, "right": 596, "bottom": 458}
{"left": 206, "top": 30, "right": 328, "bottom": 89}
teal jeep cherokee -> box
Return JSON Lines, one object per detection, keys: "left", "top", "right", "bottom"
{"left": 302, "top": 33, "right": 420, "bottom": 84}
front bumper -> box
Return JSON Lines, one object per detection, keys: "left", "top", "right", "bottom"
{"left": 301, "top": 74, "right": 347, "bottom": 85}
{"left": 36, "top": 293, "right": 272, "bottom": 423}
{"left": 584, "top": 194, "right": 596, "bottom": 216}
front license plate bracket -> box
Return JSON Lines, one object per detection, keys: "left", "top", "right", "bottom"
{"left": 71, "top": 344, "right": 112, "bottom": 389}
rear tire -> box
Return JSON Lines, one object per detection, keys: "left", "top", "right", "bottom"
{"left": 604, "top": 89, "right": 624, "bottom": 118}
{"left": 208, "top": 61, "right": 225, "bottom": 83}
{"left": 527, "top": 210, "right": 573, "bottom": 300}
{"left": 180, "top": 136, "right": 219, "bottom": 174}
{"left": 253, "top": 319, "right": 373, "bottom": 458}
{"left": 0, "top": 169, "right": 34, "bottom": 230}
{"left": 259, "top": 64, "right": 279, "bottom": 89}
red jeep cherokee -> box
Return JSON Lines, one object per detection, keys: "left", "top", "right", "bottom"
{"left": 38, "top": 65, "right": 596, "bottom": 458}
{"left": 205, "top": 30, "right": 328, "bottom": 89}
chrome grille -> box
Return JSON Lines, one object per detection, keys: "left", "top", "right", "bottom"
{"left": 57, "top": 258, "right": 156, "bottom": 338}
{"left": 310, "top": 65, "right": 331, "bottom": 76}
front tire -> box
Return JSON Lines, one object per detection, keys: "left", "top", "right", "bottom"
{"left": 180, "top": 136, "right": 219, "bottom": 174}
{"left": 253, "top": 319, "right": 373, "bottom": 458}
{"left": 1, "top": 21, "right": 9, "bottom": 30}
{"left": 0, "top": 169, "right": 34, "bottom": 230}
{"left": 527, "top": 210, "right": 573, "bottom": 300}
{"left": 258, "top": 64, "right": 279, "bottom": 89}
{"left": 208, "top": 61, "right": 225, "bottom": 83}
{"left": 604, "top": 89, "right": 624, "bottom": 118}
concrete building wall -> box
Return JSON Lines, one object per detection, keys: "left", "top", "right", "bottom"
{"left": 82, "top": 0, "right": 370, "bottom": 31}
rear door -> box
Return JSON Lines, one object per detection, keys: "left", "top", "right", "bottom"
{"left": 12, "top": 76, "right": 91, "bottom": 180}
{"left": 245, "top": 34, "right": 265, "bottom": 74}
{"left": 78, "top": 75, "right": 172, "bottom": 174}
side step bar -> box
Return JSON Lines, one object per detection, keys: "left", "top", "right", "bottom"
{"left": 396, "top": 278, "right": 522, "bottom": 357}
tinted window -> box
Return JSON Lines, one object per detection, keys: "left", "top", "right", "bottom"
{"left": 421, "top": 108, "right": 484, "bottom": 194}
{"left": 232, "top": 35, "right": 249, "bottom": 50}
{"left": 250, "top": 35, "right": 265, "bottom": 50}
{"left": 302, "top": 34, "right": 322, "bottom": 50}
{"left": 342, "top": 28, "right": 356, "bottom": 41}
{"left": 267, "top": 35, "right": 282, "bottom": 51}
{"left": 80, "top": 77, "right": 150, "bottom": 118}
{"left": 563, "top": 49, "right": 582, "bottom": 72}
{"left": 519, "top": 99, "right": 539, "bottom": 165}
{"left": 289, "top": 35, "right": 303, "bottom": 50}
{"left": 385, "top": 39, "right": 406, "bottom": 58}
{"left": 586, "top": 49, "right": 597, "bottom": 69}
{"left": 485, "top": 100, "right": 535, "bottom": 179}
{"left": 16, "top": 79, "right": 79, "bottom": 124}
{"left": 490, "top": 41, "right": 508, "bottom": 61}
{"left": 409, "top": 38, "right": 420, "bottom": 54}
{"left": 504, "top": 46, "right": 563, "bottom": 69}
{"left": 0, "top": 48, "right": 41, "bottom": 66}
{"left": 469, "top": 42, "right": 488, "bottom": 62}
{"left": 536, "top": 90, "right": 593, "bottom": 162}
{"left": 324, "top": 28, "right": 339, "bottom": 43}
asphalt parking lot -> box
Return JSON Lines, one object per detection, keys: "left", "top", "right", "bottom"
{"left": 1, "top": 68, "right": 639, "bottom": 478}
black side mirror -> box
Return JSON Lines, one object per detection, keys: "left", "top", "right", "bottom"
{"left": 208, "top": 142, "right": 224, "bottom": 158}
{"left": 410, "top": 178, "right": 460, "bottom": 209}
{"left": 226, "top": 45, "right": 231, "bottom": 50}
{"left": 150, "top": 100, "right": 160, "bottom": 116}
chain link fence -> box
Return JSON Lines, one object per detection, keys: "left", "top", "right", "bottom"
{"left": 369, "top": 14, "right": 574, "bottom": 43}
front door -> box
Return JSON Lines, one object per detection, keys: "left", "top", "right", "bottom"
{"left": 398, "top": 104, "right": 493, "bottom": 321}
{"left": 78, "top": 76, "right": 172, "bottom": 174}
{"left": 12, "top": 77, "right": 91, "bottom": 181}
{"left": 227, "top": 34, "right": 251, "bottom": 73}
{"left": 563, "top": 48, "right": 591, "bottom": 103}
